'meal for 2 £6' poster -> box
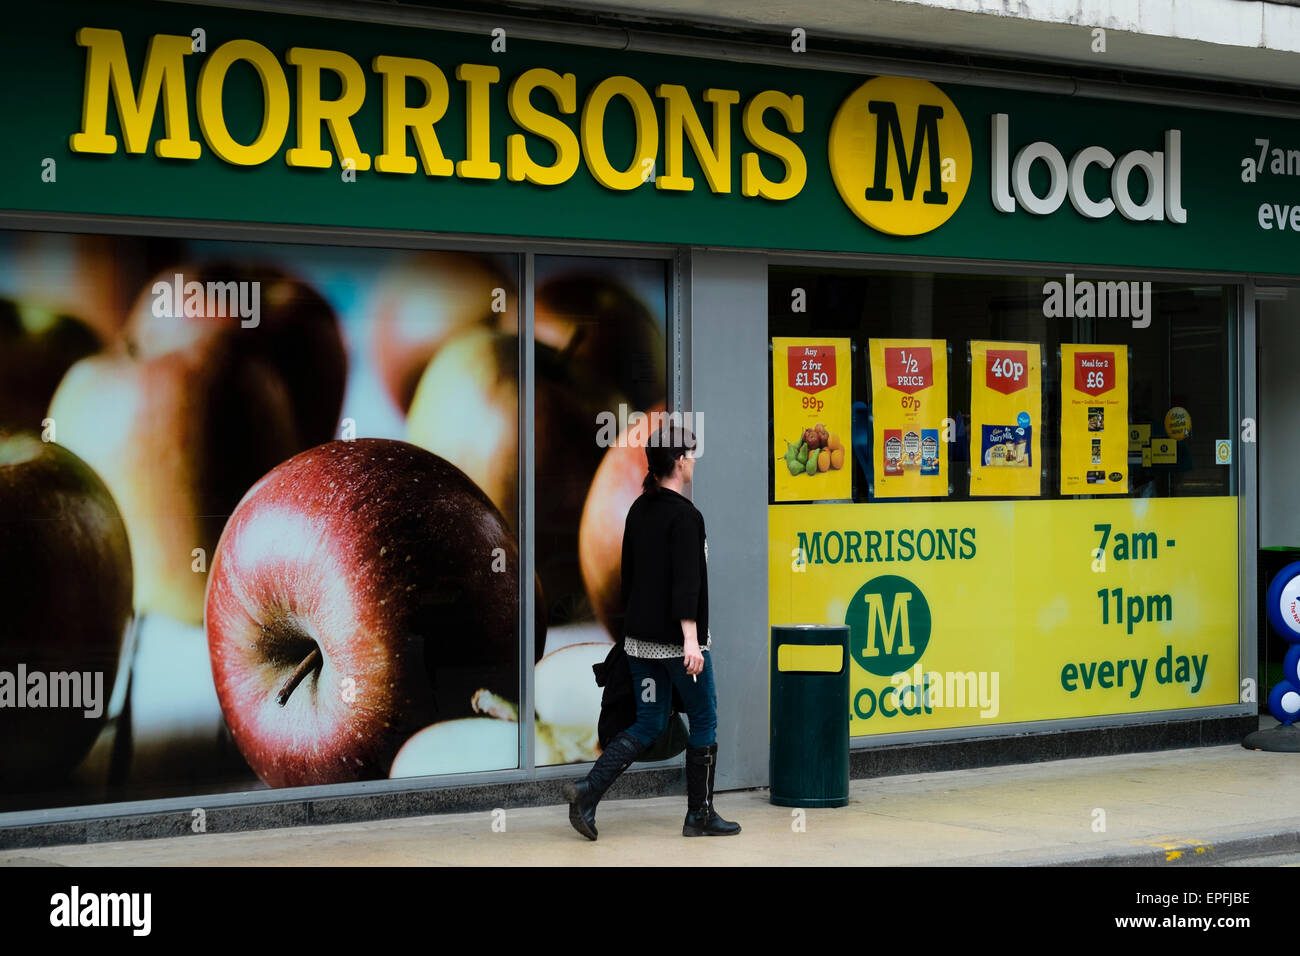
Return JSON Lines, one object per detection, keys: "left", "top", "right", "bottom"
{"left": 869, "top": 339, "right": 948, "bottom": 499}
{"left": 1060, "top": 344, "right": 1128, "bottom": 494}
{"left": 772, "top": 338, "right": 852, "bottom": 502}
{"left": 969, "top": 341, "right": 1041, "bottom": 497}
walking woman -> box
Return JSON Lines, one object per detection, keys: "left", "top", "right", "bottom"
{"left": 564, "top": 423, "right": 741, "bottom": 839}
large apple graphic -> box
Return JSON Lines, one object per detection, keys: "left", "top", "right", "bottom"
{"left": 579, "top": 405, "right": 662, "bottom": 639}
{"left": 124, "top": 262, "right": 347, "bottom": 446}
{"left": 0, "top": 431, "right": 132, "bottom": 785}
{"left": 205, "top": 438, "right": 544, "bottom": 787}
{"left": 9, "top": 231, "right": 160, "bottom": 343}
{"left": 369, "top": 252, "right": 514, "bottom": 414}
{"left": 524, "top": 273, "right": 667, "bottom": 411}
{"left": 406, "top": 328, "right": 621, "bottom": 625}
{"left": 48, "top": 334, "right": 301, "bottom": 623}
{"left": 0, "top": 297, "right": 101, "bottom": 432}
{"left": 388, "top": 640, "right": 612, "bottom": 776}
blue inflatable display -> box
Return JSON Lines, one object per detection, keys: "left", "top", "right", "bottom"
{"left": 1266, "top": 561, "right": 1300, "bottom": 644}
{"left": 1265, "top": 564, "right": 1300, "bottom": 726}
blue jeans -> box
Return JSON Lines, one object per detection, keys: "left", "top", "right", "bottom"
{"left": 624, "top": 652, "right": 718, "bottom": 749}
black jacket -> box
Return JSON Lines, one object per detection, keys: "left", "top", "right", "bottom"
{"left": 620, "top": 487, "right": 708, "bottom": 646}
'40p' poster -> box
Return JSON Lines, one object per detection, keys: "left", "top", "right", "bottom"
{"left": 969, "top": 341, "right": 1041, "bottom": 497}
{"left": 1060, "top": 344, "right": 1129, "bottom": 494}
{"left": 869, "top": 338, "right": 948, "bottom": 499}
{"left": 772, "top": 338, "right": 852, "bottom": 502}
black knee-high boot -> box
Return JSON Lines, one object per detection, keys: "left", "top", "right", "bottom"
{"left": 683, "top": 743, "right": 741, "bottom": 836}
{"left": 563, "top": 731, "right": 646, "bottom": 841}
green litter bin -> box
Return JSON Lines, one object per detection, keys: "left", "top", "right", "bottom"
{"left": 769, "top": 624, "right": 849, "bottom": 807}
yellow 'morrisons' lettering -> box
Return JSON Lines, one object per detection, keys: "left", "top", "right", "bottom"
{"left": 69, "top": 28, "right": 200, "bottom": 159}
{"left": 285, "top": 47, "right": 370, "bottom": 170}
{"left": 506, "top": 68, "right": 579, "bottom": 186}
{"left": 741, "top": 91, "right": 806, "bottom": 200}
{"left": 196, "top": 39, "right": 290, "bottom": 166}
{"left": 861, "top": 592, "right": 915, "bottom": 657}
{"left": 372, "top": 55, "right": 453, "bottom": 176}
{"left": 456, "top": 63, "right": 501, "bottom": 180}
{"left": 654, "top": 85, "right": 740, "bottom": 193}
{"left": 581, "top": 76, "right": 658, "bottom": 191}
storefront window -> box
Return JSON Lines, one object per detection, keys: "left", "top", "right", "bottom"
{"left": 0, "top": 230, "right": 528, "bottom": 811}
{"left": 531, "top": 255, "right": 669, "bottom": 766}
{"left": 768, "top": 267, "right": 1236, "bottom": 503}
{"left": 767, "top": 264, "right": 1240, "bottom": 739}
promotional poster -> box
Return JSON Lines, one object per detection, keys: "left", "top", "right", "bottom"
{"left": 771, "top": 337, "right": 852, "bottom": 502}
{"left": 868, "top": 338, "right": 948, "bottom": 499}
{"left": 968, "top": 341, "right": 1042, "bottom": 498}
{"left": 1060, "top": 344, "right": 1129, "bottom": 495}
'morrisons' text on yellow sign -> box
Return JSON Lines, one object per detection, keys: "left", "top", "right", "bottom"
{"left": 771, "top": 496, "right": 1238, "bottom": 734}
{"left": 67, "top": 27, "right": 807, "bottom": 198}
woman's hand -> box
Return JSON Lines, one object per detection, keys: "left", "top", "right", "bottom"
{"left": 684, "top": 641, "right": 704, "bottom": 676}
{"left": 681, "top": 620, "right": 704, "bottom": 676}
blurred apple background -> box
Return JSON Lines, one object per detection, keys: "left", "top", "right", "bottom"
{"left": 0, "top": 229, "right": 667, "bottom": 811}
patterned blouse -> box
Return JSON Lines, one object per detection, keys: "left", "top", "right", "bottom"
{"left": 625, "top": 632, "right": 713, "bottom": 659}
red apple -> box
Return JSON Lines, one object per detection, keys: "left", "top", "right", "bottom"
{"left": 125, "top": 262, "right": 347, "bottom": 446}
{"left": 0, "top": 431, "right": 131, "bottom": 784}
{"left": 0, "top": 297, "right": 101, "bottom": 432}
{"left": 406, "top": 328, "right": 621, "bottom": 626}
{"left": 579, "top": 405, "right": 663, "bottom": 639}
{"left": 205, "top": 438, "right": 545, "bottom": 787}
{"left": 526, "top": 273, "right": 666, "bottom": 411}
{"left": 48, "top": 336, "right": 301, "bottom": 623}
{"left": 369, "top": 252, "right": 514, "bottom": 413}
{"left": 9, "top": 232, "right": 158, "bottom": 343}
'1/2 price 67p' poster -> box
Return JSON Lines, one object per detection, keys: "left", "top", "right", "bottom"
{"left": 1060, "top": 344, "right": 1128, "bottom": 495}
{"left": 869, "top": 338, "right": 948, "bottom": 499}
{"left": 772, "top": 338, "right": 852, "bottom": 502}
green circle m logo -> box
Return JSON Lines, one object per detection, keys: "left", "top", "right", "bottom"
{"left": 845, "top": 574, "right": 932, "bottom": 677}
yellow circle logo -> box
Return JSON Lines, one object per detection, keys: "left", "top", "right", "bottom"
{"left": 1164, "top": 406, "right": 1191, "bottom": 441}
{"left": 829, "top": 77, "right": 971, "bottom": 236}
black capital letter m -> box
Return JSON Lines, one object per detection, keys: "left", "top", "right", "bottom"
{"left": 863, "top": 101, "right": 948, "bottom": 205}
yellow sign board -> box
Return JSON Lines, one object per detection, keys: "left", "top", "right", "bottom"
{"left": 772, "top": 338, "right": 853, "bottom": 501}
{"left": 868, "top": 338, "right": 948, "bottom": 499}
{"left": 1151, "top": 437, "right": 1177, "bottom": 464}
{"left": 771, "top": 497, "right": 1238, "bottom": 735}
{"left": 969, "top": 341, "right": 1041, "bottom": 497}
{"left": 1060, "top": 344, "right": 1128, "bottom": 494}
{"left": 1129, "top": 424, "right": 1151, "bottom": 452}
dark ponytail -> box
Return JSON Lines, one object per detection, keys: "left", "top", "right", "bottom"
{"left": 642, "top": 421, "right": 697, "bottom": 494}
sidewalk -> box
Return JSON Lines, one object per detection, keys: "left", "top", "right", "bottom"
{"left": 3, "top": 738, "right": 1298, "bottom": 866}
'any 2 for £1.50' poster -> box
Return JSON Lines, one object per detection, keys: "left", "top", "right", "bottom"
{"left": 772, "top": 338, "right": 852, "bottom": 502}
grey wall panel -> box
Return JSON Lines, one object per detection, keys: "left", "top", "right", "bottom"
{"left": 685, "top": 250, "right": 770, "bottom": 791}
{"left": 1258, "top": 295, "right": 1300, "bottom": 549}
